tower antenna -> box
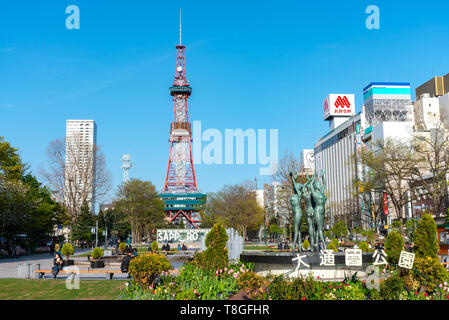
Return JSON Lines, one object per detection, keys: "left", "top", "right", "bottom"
{"left": 179, "top": 8, "right": 182, "bottom": 45}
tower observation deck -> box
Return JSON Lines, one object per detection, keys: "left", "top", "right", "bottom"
{"left": 160, "top": 20, "right": 206, "bottom": 229}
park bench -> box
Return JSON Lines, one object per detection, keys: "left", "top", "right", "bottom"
{"left": 34, "top": 269, "right": 124, "bottom": 280}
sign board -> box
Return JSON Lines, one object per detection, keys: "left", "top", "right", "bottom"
{"left": 383, "top": 193, "right": 389, "bottom": 215}
{"left": 323, "top": 94, "right": 355, "bottom": 120}
{"left": 300, "top": 149, "right": 314, "bottom": 170}
{"left": 398, "top": 251, "right": 415, "bottom": 269}
{"left": 157, "top": 228, "right": 211, "bottom": 244}
{"left": 345, "top": 248, "right": 362, "bottom": 266}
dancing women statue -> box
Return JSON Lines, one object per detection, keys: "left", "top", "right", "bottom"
{"left": 289, "top": 172, "right": 303, "bottom": 252}
{"left": 290, "top": 170, "right": 326, "bottom": 253}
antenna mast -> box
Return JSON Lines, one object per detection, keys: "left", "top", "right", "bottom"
{"left": 179, "top": 8, "right": 182, "bottom": 45}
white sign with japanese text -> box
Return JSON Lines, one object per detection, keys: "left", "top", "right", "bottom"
{"left": 345, "top": 249, "right": 362, "bottom": 266}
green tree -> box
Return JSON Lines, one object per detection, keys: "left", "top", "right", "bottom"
{"left": 114, "top": 179, "right": 165, "bottom": 244}
{"left": 414, "top": 213, "right": 439, "bottom": 258}
{"left": 205, "top": 182, "right": 264, "bottom": 241}
{"left": 405, "top": 218, "right": 418, "bottom": 243}
{"left": 384, "top": 230, "right": 404, "bottom": 264}
{"left": 332, "top": 220, "right": 348, "bottom": 239}
{"left": 0, "top": 136, "right": 24, "bottom": 179}
{"left": 0, "top": 137, "right": 65, "bottom": 246}
{"left": 71, "top": 201, "right": 95, "bottom": 244}
{"left": 97, "top": 208, "right": 131, "bottom": 242}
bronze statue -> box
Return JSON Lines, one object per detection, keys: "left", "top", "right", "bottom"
{"left": 310, "top": 170, "right": 326, "bottom": 251}
{"left": 303, "top": 178, "right": 317, "bottom": 252}
{"left": 290, "top": 170, "right": 327, "bottom": 253}
{"left": 289, "top": 172, "right": 303, "bottom": 252}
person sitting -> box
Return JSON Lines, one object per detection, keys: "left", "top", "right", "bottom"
{"left": 277, "top": 241, "right": 283, "bottom": 250}
{"left": 283, "top": 242, "right": 290, "bottom": 250}
{"left": 52, "top": 253, "right": 64, "bottom": 278}
{"left": 182, "top": 244, "right": 187, "bottom": 252}
{"left": 166, "top": 243, "right": 170, "bottom": 252}
{"left": 177, "top": 244, "right": 181, "bottom": 252}
{"left": 120, "top": 249, "right": 134, "bottom": 278}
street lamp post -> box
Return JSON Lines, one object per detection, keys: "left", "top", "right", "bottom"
{"left": 95, "top": 220, "right": 98, "bottom": 248}
{"left": 104, "top": 226, "right": 108, "bottom": 250}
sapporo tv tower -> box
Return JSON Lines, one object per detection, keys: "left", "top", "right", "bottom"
{"left": 160, "top": 11, "right": 206, "bottom": 229}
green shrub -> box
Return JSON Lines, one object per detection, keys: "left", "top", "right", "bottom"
{"left": 267, "top": 274, "right": 325, "bottom": 300}
{"left": 91, "top": 247, "right": 104, "bottom": 260}
{"left": 384, "top": 230, "right": 404, "bottom": 264}
{"left": 413, "top": 256, "right": 449, "bottom": 292}
{"left": 237, "top": 271, "right": 266, "bottom": 299}
{"left": 302, "top": 239, "right": 310, "bottom": 250}
{"left": 380, "top": 273, "right": 404, "bottom": 300}
{"left": 119, "top": 242, "right": 127, "bottom": 253}
{"left": 334, "top": 283, "right": 366, "bottom": 300}
{"left": 151, "top": 240, "right": 158, "bottom": 252}
{"left": 327, "top": 238, "right": 339, "bottom": 252}
{"left": 359, "top": 241, "right": 369, "bottom": 252}
{"left": 414, "top": 213, "right": 439, "bottom": 259}
{"left": 61, "top": 243, "right": 74, "bottom": 260}
{"left": 193, "top": 223, "right": 229, "bottom": 271}
{"left": 128, "top": 253, "right": 171, "bottom": 289}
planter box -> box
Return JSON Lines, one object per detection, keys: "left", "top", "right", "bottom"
{"left": 90, "top": 260, "right": 105, "bottom": 269}
{"left": 65, "top": 259, "right": 74, "bottom": 266}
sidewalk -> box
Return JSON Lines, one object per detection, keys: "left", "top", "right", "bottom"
{"left": 0, "top": 249, "right": 129, "bottom": 279}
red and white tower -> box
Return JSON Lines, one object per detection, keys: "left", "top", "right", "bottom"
{"left": 160, "top": 13, "right": 206, "bottom": 228}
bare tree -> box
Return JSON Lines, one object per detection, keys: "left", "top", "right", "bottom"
{"left": 359, "top": 137, "right": 420, "bottom": 221}
{"left": 412, "top": 121, "right": 449, "bottom": 217}
{"left": 40, "top": 134, "right": 112, "bottom": 221}
{"left": 269, "top": 149, "right": 302, "bottom": 229}
{"left": 206, "top": 182, "right": 264, "bottom": 241}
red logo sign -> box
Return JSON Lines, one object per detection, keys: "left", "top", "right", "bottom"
{"left": 334, "top": 96, "right": 351, "bottom": 108}
{"left": 323, "top": 97, "right": 329, "bottom": 114}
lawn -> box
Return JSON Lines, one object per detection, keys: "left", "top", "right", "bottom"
{"left": 0, "top": 279, "right": 128, "bottom": 300}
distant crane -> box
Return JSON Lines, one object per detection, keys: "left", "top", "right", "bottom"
{"left": 121, "top": 154, "right": 133, "bottom": 183}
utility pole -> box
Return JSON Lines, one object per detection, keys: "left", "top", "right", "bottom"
{"left": 95, "top": 220, "right": 98, "bottom": 247}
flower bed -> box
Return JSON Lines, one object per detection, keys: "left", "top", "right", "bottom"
{"left": 119, "top": 260, "right": 449, "bottom": 300}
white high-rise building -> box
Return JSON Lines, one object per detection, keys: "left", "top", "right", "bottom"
{"left": 65, "top": 120, "right": 97, "bottom": 214}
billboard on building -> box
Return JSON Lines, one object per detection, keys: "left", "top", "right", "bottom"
{"left": 300, "top": 149, "right": 314, "bottom": 170}
{"left": 323, "top": 94, "right": 355, "bottom": 120}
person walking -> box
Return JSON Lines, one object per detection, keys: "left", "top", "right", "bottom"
{"left": 54, "top": 243, "right": 60, "bottom": 254}
{"left": 15, "top": 244, "right": 21, "bottom": 259}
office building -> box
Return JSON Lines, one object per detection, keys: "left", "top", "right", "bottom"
{"left": 363, "top": 82, "right": 414, "bottom": 126}
{"left": 416, "top": 73, "right": 449, "bottom": 99}
{"left": 65, "top": 119, "right": 97, "bottom": 214}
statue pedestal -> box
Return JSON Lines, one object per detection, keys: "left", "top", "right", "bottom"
{"left": 240, "top": 251, "right": 374, "bottom": 282}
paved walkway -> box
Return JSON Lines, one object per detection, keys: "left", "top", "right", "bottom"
{"left": 0, "top": 250, "right": 129, "bottom": 280}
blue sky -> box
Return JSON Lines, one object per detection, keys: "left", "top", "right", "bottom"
{"left": 1, "top": 0, "right": 449, "bottom": 204}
